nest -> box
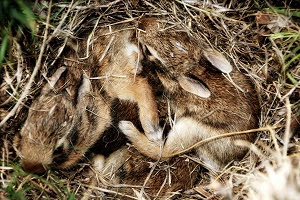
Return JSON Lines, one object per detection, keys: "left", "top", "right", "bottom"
{"left": 0, "top": 0, "right": 299, "bottom": 199}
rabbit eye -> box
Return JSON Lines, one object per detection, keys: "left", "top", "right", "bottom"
{"left": 53, "top": 146, "right": 64, "bottom": 156}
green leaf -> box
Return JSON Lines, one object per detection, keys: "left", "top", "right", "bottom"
{"left": 270, "top": 32, "right": 300, "bottom": 40}
{"left": 264, "top": 7, "right": 300, "bottom": 18}
{"left": 0, "top": 32, "right": 8, "bottom": 72}
{"left": 15, "top": 0, "right": 36, "bottom": 33}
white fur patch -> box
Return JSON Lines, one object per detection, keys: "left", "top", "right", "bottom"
{"left": 28, "top": 131, "right": 33, "bottom": 140}
{"left": 174, "top": 41, "right": 188, "bottom": 53}
{"left": 55, "top": 126, "right": 72, "bottom": 149}
{"left": 125, "top": 42, "right": 139, "bottom": 56}
{"left": 55, "top": 136, "right": 67, "bottom": 149}
{"left": 93, "top": 154, "right": 105, "bottom": 172}
{"left": 125, "top": 42, "right": 144, "bottom": 74}
{"left": 146, "top": 45, "right": 165, "bottom": 64}
{"left": 48, "top": 104, "right": 57, "bottom": 117}
{"left": 167, "top": 117, "right": 201, "bottom": 149}
{"left": 62, "top": 121, "right": 67, "bottom": 127}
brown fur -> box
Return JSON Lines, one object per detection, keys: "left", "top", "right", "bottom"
{"left": 91, "top": 27, "right": 161, "bottom": 139}
{"left": 14, "top": 19, "right": 260, "bottom": 196}
{"left": 69, "top": 24, "right": 161, "bottom": 140}
{"left": 91, "top": 99, "right": 141, "bottom": 156}
{"left": 93, "top": 17, "right": 260, "bottom": 194}
{"left": 138, "top": 17, "right": 205, "bottom": 76}
{"left": 97, "top": 146, "right": 201, "bottom": 199}
{"left": 13, "top": 69, "right": 112, "bottom": 172}
{"left": 14, "top": 23, "right": 161, "bottom": 173}
{"left": 119, "top": 17, "right": 260, "bottom": 171}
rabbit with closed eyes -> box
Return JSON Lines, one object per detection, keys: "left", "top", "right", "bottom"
{"left": 13, "top": 23, "right": 162, "bottom": 173}
{"left": 71, "top": 23, "right": 162, "bottom": 142}
{"left": 137, "top": 17, "right": 233, "bottom": 99}
{"left": 119, "top": 17, "right": 260, "bottom": 171}
{"left": 13, "top": 18, "right": 221, "bottom": 174}
{"left": 89, "top": 55, "right": 258, "bottom": 198}
{"left": 89, "top": 17, "right": 259, "bottom": 196}
{"left": 91, "top": 145, "right": 202, "bottom": 199}
{"left": 13, "top": 67, "right": 112, "bottom": 173}
{"left": 89, "top": 47, "right": 256, "bottom": 198}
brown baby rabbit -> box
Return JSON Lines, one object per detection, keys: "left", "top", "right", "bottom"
{"left": 14, "top": 22, "right": 162, "bottom": 173}
{"left": 90, "top": 55, "right": 258, "bottom": 199}
{"left": 92, "top": 145, "right": 201, "bottom": 199}
{"left": 138, "top": 17, "right": 233, "bottom": 98}
{"left": 90, "top": 24, "right": 163, "bottom": 142}
{"left": 119, "top": 17, "right": 260, "bottom": 171}
{"left": 13, "top": 67, "right": 112, "bottom": 173}
{"left": 69, "top": 23, "right": 162, "bottom": 142}
{"left": 89, "top": 17, "right": 259, "bottom": 198}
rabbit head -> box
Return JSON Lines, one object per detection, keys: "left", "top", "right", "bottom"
{"left": 138, "top": 17, "right": 233, "bottom": 98}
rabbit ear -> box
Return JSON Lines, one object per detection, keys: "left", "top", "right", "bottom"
{"left": 42, "top": 67, "right": 67, "bottom": 94}
{"left": 178, "top": 76, "right": 211, "bottom": 98}
{"left": 76, "top": 74, "right": 91, "bottom": 109}
{"left": 203, "top": 48, "right": 232, "bottom": 73}
{"left": 144, "top": 45, "right": 165, "bottom": 64}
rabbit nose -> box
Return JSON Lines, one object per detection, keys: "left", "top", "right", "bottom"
{"left": 22, "top": 161, "right": 45, "bottom": 174}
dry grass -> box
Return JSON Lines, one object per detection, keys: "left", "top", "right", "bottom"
{"left": 0, "top": 0, "right": 299, "bottom": 199}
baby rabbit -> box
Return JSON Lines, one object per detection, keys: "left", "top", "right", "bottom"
{"left": 70, "top": 23, "right": 162, "bottom": 142}
{"left": 138, "top": 17, "right": 233, "bottom": 98}
{"left": 119, "top": 18, "right": 260, "bottom": 171}
{"left": 92, "top": 145, "right": 201, "bottom": 199}
{"left": 89, "top": 17, "right": 259, "bottom": 197}
{"left": 14, "top": 67, "right": 112, "bottom": 173}
{"left": 13, "top": 22, "right": 162, "bottom": 173}
{"left": 90, "top": 58, "right": 258, "bottom": 198}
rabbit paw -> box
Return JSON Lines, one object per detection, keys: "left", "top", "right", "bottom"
{"left": 119, "top": 121, "right": 140, "bottom": 138}
{"left": 145, "top": 124, "right": 163, "bottom": 143}
{"left": 93, "top": 154, "right": 105, "bottom": 172}
{"left": 119, "top": 121, "right": 163, "bottom": 144}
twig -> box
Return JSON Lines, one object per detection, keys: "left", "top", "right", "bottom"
{"left": 283, "top": 98, "right": 291, "bottom": 157}
{"left": 81, "top": 184, "right": 138, "bottom": 199}
{"left": 167, "top": 126, "right": 278, "bottom": 158}
{"left": 46, "top": 0, "right": 74, "bottom": 44}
